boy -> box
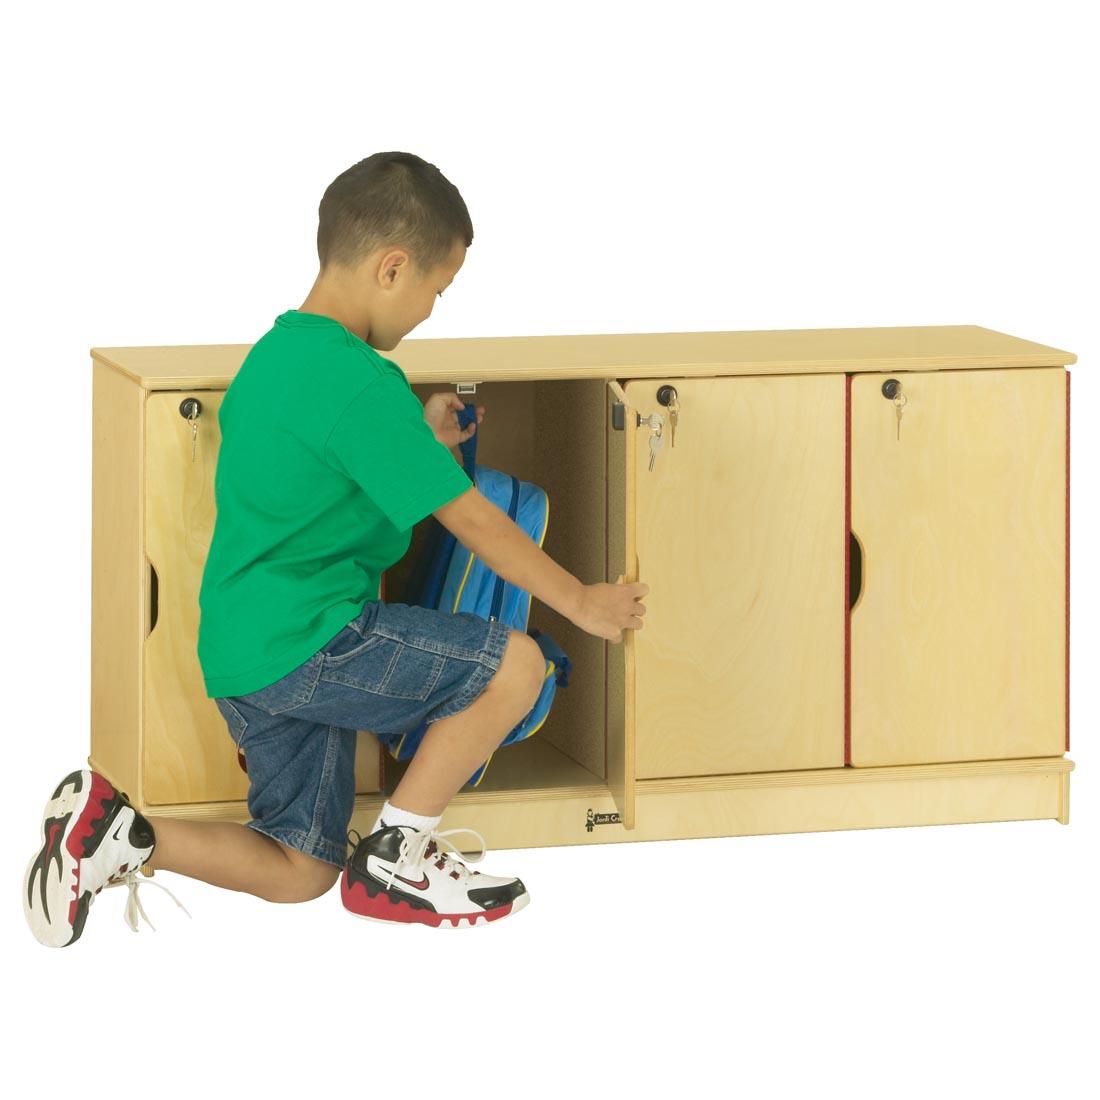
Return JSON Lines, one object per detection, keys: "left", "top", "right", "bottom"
{"left": 24, "top": 151, "right": 648, "bottom": 945}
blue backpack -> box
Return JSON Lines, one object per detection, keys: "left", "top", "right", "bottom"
{"left": 375, "top": 402, "right": 572, "bottom": 787}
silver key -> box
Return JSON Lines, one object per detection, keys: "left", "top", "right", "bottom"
{"left": 668, "top": 393, "right": 679, "bottom": 447}
{"left": 648, "top": 420, "right": 664, "bottom": 471}
{"left": 894, "top": 393, "right": 907, "bottom": 441}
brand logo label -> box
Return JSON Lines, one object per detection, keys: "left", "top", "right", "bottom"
{"left": 585, "top": 808, "right": 621, "bottom": 832}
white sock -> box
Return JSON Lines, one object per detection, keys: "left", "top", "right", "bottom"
{"left": 371, "top": 801, "right": 441, "bottom": 836}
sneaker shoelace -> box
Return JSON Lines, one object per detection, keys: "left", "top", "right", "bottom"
{"left": 388, "top": 826, "right": 488, "bottom": 890}
{"left": 99, "top": 868, "right": 193, "bottom": 933}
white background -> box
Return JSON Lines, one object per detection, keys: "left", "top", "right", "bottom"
{"left": 2, "top": 2, "right": 1095, "bottom": 1097}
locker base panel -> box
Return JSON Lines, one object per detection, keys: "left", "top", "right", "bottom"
{"left": 93, "top": 754, "right": 1074, "bottom": 856}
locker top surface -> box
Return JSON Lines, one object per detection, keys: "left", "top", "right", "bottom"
{"left": 90, "top": 324, "right": 1077, "bottom": 390}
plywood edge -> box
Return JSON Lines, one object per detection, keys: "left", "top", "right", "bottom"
{"left": 969, "top": 326, "right": 1077, "bottom": 365}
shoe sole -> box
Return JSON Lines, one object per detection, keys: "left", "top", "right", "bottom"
{"left": 23, "top": 769, "right": 127, "bottom": 948}
{"left": 341, "top": 874, "right": 531, "bottom": 929}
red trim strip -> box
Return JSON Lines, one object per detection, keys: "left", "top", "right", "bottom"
{"left": 604, "top": 388, "right": 610, "bottom": 781}
{"left": 845, "top": 375, "right": 852, "bottom": 767}
{"left": 1066, "top": 369, "right": 1071, "bottom": 752}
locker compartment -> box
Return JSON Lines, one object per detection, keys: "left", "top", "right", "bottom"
{"left": 380, "top": 377, "right": 620, "bottom": 802}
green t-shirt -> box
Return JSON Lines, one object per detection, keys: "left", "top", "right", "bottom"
{"left": 197, "top": 309, "right": 473, "bottom": 698}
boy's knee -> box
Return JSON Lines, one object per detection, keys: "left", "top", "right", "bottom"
{"left": 269, "top": 848, "right": 342, "bottom": 903}
{"left": 497, "top": 631, "right": 545, "bottom": 704}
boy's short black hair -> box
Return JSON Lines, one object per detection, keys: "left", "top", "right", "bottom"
{"left": 316, "top": 152, "right": 473, "bottom": 275}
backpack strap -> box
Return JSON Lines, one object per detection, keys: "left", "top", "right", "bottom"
{"left": 411, "top": 402, "right": 481, "bottom": 610}
{"left": 457, "top": 402, "right": 479, "bottom": 481}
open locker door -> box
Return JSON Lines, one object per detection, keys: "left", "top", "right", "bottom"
{"left": 606, "top": 378, "right": 638, "bottom": 829}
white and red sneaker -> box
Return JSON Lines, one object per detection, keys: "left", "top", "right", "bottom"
{"left": 23, "top": 768, "right": 190, "bottom": 948}
{"left": 341, "top": 822, "right": 530, "bottom": 929}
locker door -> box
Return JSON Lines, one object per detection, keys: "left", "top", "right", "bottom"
{"left": 850, "top": 367, "right": 1067, "bottom": 766}
{"left": 143, "top": 390, "right": 384, "bottom": 803}
{"left": 622, "top": 375, "right": 846, "bottom": 780}
{"left": 144, "top": 390, "right": 242, "bottom": 803}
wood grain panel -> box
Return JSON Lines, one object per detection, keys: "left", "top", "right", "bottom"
{"left": 850, "top": 367, "right": 1066, "bottom": 765}
{"left": 143, "top": 390, "right": 250, "bottom": 803}
{"left": 628, "top": 376, "right": 846, "bottom": 778}
{"left": 529, "top": 379, "right": 608, "bottom": 778}
{"left": 90, "top": 361, "right": 144, "bottom": 799}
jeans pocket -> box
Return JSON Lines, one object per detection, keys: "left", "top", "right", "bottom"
{"left": 320, "top": 625, "right": 387, "bottom": 667}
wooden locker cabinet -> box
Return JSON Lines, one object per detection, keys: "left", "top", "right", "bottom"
{"left": 90, "top": 326, "right": 1075, "bottom": 855}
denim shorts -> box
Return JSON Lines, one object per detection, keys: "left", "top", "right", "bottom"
{"left": 213, "top": 600, "right": 513, "bottom": 869}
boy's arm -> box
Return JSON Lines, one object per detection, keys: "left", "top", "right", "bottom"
{"left": 322, "top": 375, "right": 622, "bottom": 633}
{"left": 434, "top": 487, "right": 586, "bottom": 624}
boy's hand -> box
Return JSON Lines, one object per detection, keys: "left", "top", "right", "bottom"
{"left": 573, "top": 577, "right": 649, "bottom": 643}
{"left": 424, "top": 392, "right": 484, "bottom": 448}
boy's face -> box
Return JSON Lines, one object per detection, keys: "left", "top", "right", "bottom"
{"left": 365, "top": 237, "right": 466, "bottom": 351}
